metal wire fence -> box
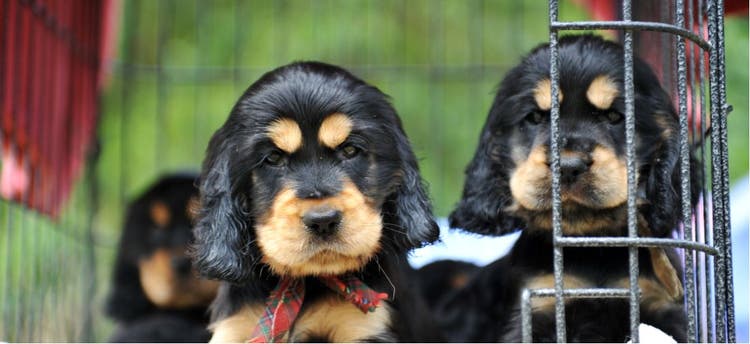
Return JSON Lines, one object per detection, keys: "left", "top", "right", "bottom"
{"left": 519, "top": 0, "right": 736, "bottom": 342}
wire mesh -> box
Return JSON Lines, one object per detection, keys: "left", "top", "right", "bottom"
{"left": 520, "top": 0, "right": 736, "bottom": 342}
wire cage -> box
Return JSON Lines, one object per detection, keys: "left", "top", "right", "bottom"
{"left": 0, "top": 0, "right": 743, "bottom": 342}
{"left": 522, "top": 0, "right": 736, "bottom": 342}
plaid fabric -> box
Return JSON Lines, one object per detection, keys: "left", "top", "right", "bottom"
{"left": 247, "top": 275, "right": 389, "bottom": 343}
{"left": 247, "top": 278, "right": 305, "bottom": 343}
{"left": 318, "top": 275, "right": 390, "bottom": 313}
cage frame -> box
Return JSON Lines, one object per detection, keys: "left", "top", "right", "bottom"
{"left": 518, "top": 0, "right": 736, "bottom": 342}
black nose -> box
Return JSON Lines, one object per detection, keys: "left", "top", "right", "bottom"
{"left": 559, "top": 155, "right": 591, "bottom": 184}
{"left": 303, "top": 208, "right": 342, "bottom": 238}
{"left": 172, "top": 256, "right": 193, "bottom": 277}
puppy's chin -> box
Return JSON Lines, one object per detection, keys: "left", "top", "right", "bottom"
{"left": 261, "top": 248, "right": 377, "bottom": 277}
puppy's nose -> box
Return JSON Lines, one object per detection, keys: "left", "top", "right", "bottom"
{"left": 172, "top": 256, "right": 193, "bottom": 277}
{"left": 559, "top": 155, "right": 591, "bottom": 184}
{"left": 303, "top": 208, "right": 342, "bottom": 238}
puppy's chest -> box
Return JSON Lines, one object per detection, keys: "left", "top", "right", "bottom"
{"left": 211, "top": 293, "right": 393, "bottom": 343}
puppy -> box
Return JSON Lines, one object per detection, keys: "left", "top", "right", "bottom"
{"left": 106, "top": 174, "right": 219, "bottom": 342}
{"left": 192, "top": 62, "right": 441, "bottom": 342}
{"left": 442, "top": 35, "right": 690, "bottom": 342}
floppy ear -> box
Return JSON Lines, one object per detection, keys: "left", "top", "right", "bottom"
{"left": 191, "top": 129, "right": 255, "bottom": 283}
{"left": 641, "top": 109, "right": 696, "bottom": 238}
{"left": 105, "top": 204, "right": 155, "bottom": 321}
{"left": 388, "top": 127, "right": 440, "bottom": 251}
{"left": 449, "top": 101, "right": 524, "bottom": 236}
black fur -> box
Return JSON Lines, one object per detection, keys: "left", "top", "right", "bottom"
{"left": 416, "top": 260, "right": 480, "bottom": 309}
{"left": 442, "top": 35, "right": 691, "bottom": 342}
{"left": 105, "top": 174, "right": 214, "bottom": 343}
{"left": 193, "top": 61, "right": 441, "bottom": 342}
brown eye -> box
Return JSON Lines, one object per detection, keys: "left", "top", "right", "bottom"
{"left": 525, "top": 111, "right": 546, "bottom": 125}
{"left": 340, "top": 144, "right": 360, "bottom": 159}
{"left": 605, "top": 111, "right": 624, "bottom": 124}
{"left": 264, "top": 151, "right": 285, "bottom": 166}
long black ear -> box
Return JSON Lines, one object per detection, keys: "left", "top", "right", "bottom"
{"left": 105, "top": 256, "right": 154, "bottom": 321}
{"left": 192, "top": 128, "right": 254, "bottom": 283}
{"left": 388, "top": 127, "right": 439, "bottom": 251}
{"left": 449, "top": 94, "right": 524, "bottom": 236}
{"left": 105, "top": 204, "right": 154, "bottom": 321}
{"left": 641, "top": 108, "right": 699, "bottom": 238}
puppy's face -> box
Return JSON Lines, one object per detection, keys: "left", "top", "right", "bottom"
{"left": 194, "top": 62, "right": 438, "bottom": 281}
{"left": 450, "top": 35, "right": 681, "bottom": 236}
{"left": 122, "top": 176, "right": 219, "bottom": 308}
{"left": 250, "top": 112, "right": 391, "bottom": 277}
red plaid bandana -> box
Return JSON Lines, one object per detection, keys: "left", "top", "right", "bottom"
{"left": 247, "top": 275, "right": 389, "bottom": 343}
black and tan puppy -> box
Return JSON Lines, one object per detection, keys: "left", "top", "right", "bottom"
{"left": 192, "top": 62, "right": 441, "bottom": 342}
{"left": 106, "top": 174, "right": 219, "bottom": 342}
{"left": 441, "top": 35, "right": 690, "bottom": 342}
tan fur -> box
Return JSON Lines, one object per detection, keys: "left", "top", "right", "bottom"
{"left": 586, "top": 75, "right": 619, "bottom": 110}
{"left": 319, "top": 113, "right": 353, "bottom": 149}
{"left": 186, "top": 196, "right": 200, "bottom": 222}
{"left": 138, "top": 249, "right": 220, "bottom": 308}
{"left": 533, "top": 78, "right": 563, "bottom": 111}
{"left": 267, "top": 118, "right": 303, "bottom": 153}
{"left": 209, "top": 296, "right": 391, "bottom": 342}
{"left": 209, "top": 304, "right": 265, "bottom": 343}
{"left": 509, "top": 146, "right": 550, "bottom": 210}
{"left": 290, "top": 295, "right": 392, "bottom": 342}
{"left": 256, "top": 181, "right": 382, "bottom": 277}
{"left": 525, "top": 274, "right": 590, "bottom": 310}
{"left": 614, "top": 277, "right": 678, "bottom": 314}
{"left": 637, "top": 215, "right": 684, "bottom": 299}
{"left": 149, "top": 201, "right": 171, "bottom": 227}
{"left": 587, "top": 146, "right": 628, "bottom": 208}
{"left": 509, "top": 146, "right": 628, "bottom": 211}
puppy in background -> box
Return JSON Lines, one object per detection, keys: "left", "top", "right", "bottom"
{"left": 106, "top": 174, "right": 219, "bottom": 342}
{"left": 192, "top": 62, "right": 442, "bottom": 342}
{"left": 442, "top": 35, "right": 691, "bottom": 342}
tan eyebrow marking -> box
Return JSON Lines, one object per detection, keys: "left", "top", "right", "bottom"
{"left": 586, "top": 75, "right": 620, "bottom": 110}
{"left": 318, "top": 113, "right": 353, "bottom": 149}
{"left": 267, "top": 118, "right": 303, "bottom": 153}
{"left": 533, "top": 78, "right": 564, "bottom": 111}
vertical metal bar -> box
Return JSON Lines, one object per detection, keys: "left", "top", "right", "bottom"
{"left": 547, "top": 1, "right": 565, "bottom": 342}
{"left": 521, "top": 289, "right": 533, "bottom": 342}
{"left": 155, "top": 0, "right": 167, "bottom": 171}
{"left": 686, "top": 0, "right": 706, "bottom": 340}
{"left": 192, "top": 0, "right": 202, "bottom": 158}
{"left": 674, "top": 0, "right": 697, "bottom": 341}
{"left": 706, "top": 0, "right": 727, "bottom": 341}
{"left": 621, "top": 0, "right": 640, "bottom": 342}
{"left": 120, "top": 0, "right": 140, "bottom": 213}
{"left": 700, "top": 5, "right": 716, "bottom": 340}
{"left": 715, "top": 1, "right": 735, "bottom": 341}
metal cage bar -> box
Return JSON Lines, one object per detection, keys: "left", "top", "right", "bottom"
{"left": 520, "top": 0, "right": 736, "bottom": 342}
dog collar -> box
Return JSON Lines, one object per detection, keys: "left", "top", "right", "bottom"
{"left": 247, "top": 275, "right": 389, "bottom": 343}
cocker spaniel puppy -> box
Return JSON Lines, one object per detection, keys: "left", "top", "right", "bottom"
{"left": 192, "top": 62, "right": 441, "bottom": 342}
{"left": 106, "top": 174, "right": 219, "bottom": 342}
{"left": 441, "top": 35, "right": 690, "bottom": 342}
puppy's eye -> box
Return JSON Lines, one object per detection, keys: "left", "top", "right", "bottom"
{"left": 524, "top": 111, "right": 546, "bottom": 125}
{"left": 264, "top": 151, "right": 285, "bottom": 166}
{"left": 340, "top": 144, "right": 361, "bottom": 159}
{"left": 604, "top": 111, "right": 624, "bottom": 124}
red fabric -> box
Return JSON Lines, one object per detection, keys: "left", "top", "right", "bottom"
{"left": 247, "top": 275, "right": 389, "bottom": 343}
{"left": 0, "top": 0, "right": 116, "bottom": 216}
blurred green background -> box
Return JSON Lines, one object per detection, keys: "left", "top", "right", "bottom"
{"left": 0, "top": 0, "right": 747, "bottom": 341}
